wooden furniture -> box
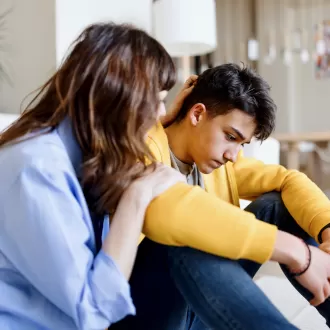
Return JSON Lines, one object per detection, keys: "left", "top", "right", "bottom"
{"left": 273, "top": 131, "right": 330, "bottom": 186}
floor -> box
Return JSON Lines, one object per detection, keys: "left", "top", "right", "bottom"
{"left": 255, "top": 262, "right": 329, "bottom": 329}
{"left": 241, "top": 198, "right": 329, "bottom": 329}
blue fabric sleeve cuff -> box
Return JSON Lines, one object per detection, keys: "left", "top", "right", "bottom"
{"left": 90, "top": 250, "right": 136, "bottom": 324}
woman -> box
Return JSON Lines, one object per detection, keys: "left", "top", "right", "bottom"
{"left": 0, "top": 23, "right": 186, "bottom": 329}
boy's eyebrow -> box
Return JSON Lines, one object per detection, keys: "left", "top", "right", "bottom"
{"left": 230, "top": 126, "right": 246, "bottom": 141}
{"left": 229, "top": 126, "right": 251, "bottom": 144}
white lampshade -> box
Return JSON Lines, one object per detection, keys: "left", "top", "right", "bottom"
{"left": 153, "top": 0, "right": 217, "bottom": 57}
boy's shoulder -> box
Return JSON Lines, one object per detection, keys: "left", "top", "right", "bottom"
{"left": 146, "top": 122, "right": 171, "bottom": 165}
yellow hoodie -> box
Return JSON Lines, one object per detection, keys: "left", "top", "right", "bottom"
{"left": 141, "top": 123, "right": 330, "bottom": 264}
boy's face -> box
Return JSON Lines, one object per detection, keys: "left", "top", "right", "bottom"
{"left": 187, "top": 106, "right": 256, "bottom": 174}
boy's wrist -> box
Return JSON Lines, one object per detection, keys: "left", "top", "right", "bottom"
{"left": 272, "top": 231, "right": 306, "bottom": 270}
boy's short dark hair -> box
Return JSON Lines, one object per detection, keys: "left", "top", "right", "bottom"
{"left": 176, "top": 63, "right": 277, "bottom": 141}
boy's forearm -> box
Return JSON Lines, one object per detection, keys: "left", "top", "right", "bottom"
{"left": 234, "top": 156, "right": 330, "bottom": 241}
{"left": 143, "top": 182, "right": 278, "bottom": 264}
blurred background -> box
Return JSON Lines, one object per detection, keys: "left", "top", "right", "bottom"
{"left": 1, "top": 0, "right": 330, "bottom": 187}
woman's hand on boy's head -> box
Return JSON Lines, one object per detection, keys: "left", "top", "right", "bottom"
{"left": 160, "top": 75, "right": 198, "bottom": 127}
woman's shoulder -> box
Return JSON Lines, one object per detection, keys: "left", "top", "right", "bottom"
{"left": 0, "top": 130, "right": 77, "bottom": 188}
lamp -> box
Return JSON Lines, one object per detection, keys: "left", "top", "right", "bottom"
{"left": 152, "top": 0, "right": 217, "bottom": 57}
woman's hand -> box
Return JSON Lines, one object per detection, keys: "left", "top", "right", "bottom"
{"left": 160, "top": 75, "right": 198, "bottom": 127}
{"left": 126, "top": 163, "right": 185, "bottom": 209}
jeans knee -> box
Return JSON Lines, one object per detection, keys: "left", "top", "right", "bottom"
{"left": 244, "top": 191, "right": 290, "bottom": 224}
{"left": 246, "top": 191, "right": 282, "bottom": 209}
{"left": 255, "top": 191, "right": 283, "bottom": 206}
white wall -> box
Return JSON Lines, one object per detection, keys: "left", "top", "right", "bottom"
{"left": 0, "top": 0, "right": 56, "bottom": 114}
{"left": 55, "top": 0, "right": 90, "bottom": 67}
{"left": 56, "top": 0, "right": 152, "bottom": 66}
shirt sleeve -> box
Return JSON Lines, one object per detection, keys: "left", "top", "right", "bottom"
{"left": 233, "top": 151, "right": 330, "bottom": 242}
{"left": 0, "top": 161, "right": 135, "bottom": 329}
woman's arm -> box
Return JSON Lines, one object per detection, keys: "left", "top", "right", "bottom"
{"left": 1, "top": 160, "right": 182, "bottom": 329}
{"left": 103, "top": 164, "right": 185, "bottom": 279}
{"left": 102, "top": 187, "right": 147, "bottom": 279}
{"left": 2, "top": 162, "right": 133, "bottom": 329}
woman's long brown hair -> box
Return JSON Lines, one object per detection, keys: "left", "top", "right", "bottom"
{"left": 0, "top": 23, "right": 176, "bottom": 214}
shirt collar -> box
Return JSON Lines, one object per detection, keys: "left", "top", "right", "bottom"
{"left": 56, "top": 116, "right": 82, "bottom": 177}
{"left": 169, "top": 149, "right": 194, "bottom": 176}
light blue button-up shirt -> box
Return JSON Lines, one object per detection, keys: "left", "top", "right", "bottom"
{"left": 0, "top": 118, "right": 135, "bottom": 329}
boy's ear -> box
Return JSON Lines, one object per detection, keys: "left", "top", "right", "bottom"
{"left": 189, "top": 103, "right": 207, "bottom": 126}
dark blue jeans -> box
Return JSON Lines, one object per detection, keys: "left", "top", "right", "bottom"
{"left": 110, "top": 192, "right": 328, "bottom": 330}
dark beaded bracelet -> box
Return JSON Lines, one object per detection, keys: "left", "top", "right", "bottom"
{"left": 287, "top": 239, "right": 312, "bottom": 277}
